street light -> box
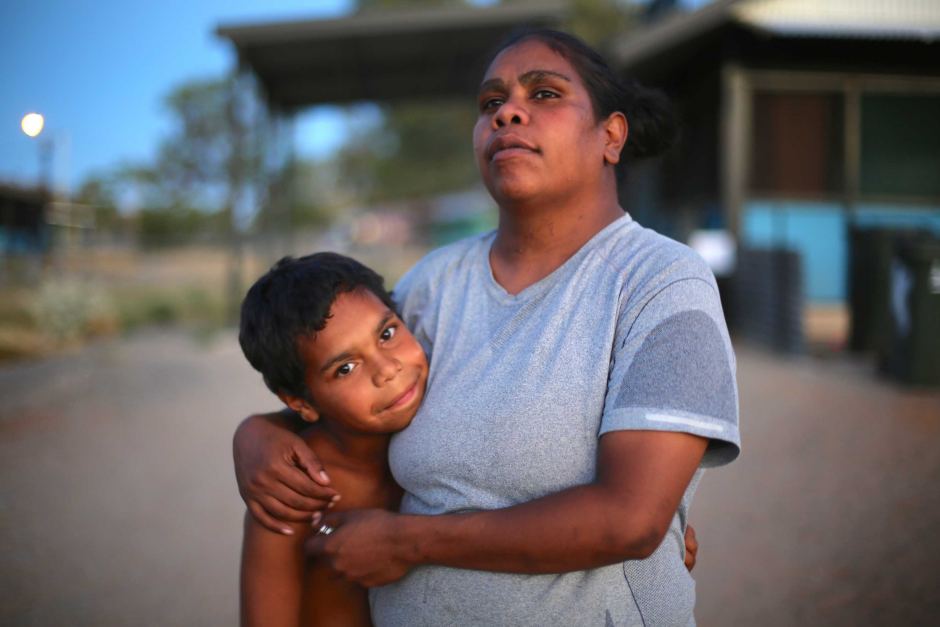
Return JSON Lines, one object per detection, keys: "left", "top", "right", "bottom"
{"left": 21, "top": 112, "right": 45, "bottom": 138}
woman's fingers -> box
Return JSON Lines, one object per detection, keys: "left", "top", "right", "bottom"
{"left": 306, "top": 511, "right": 346, "bottom": 557}
{"left": 277, "top": 461, "right": 337, "bottom": 504}
{"left": 290, "top": 444, "right": 333, "bottom": 487}
{"left": 259, "top": 493, "right": 321, "bottom": 523}
{"left": 234, "top": 414, "right": 341, "bottom": 532}
{"left": 273, "top": 482, "right": 331, "bottom": 511}
{"left": 305, "top": 510, "right": 410, "bottom": 587}
{"left": 248, "top": 500, "right": 296, "bottom": 536}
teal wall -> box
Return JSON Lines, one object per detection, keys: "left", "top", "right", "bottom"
{"left": 741, "top": 201, "right": 940, "bottom": 303}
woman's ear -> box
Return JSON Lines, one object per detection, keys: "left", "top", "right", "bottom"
{"left": 277, "top": 392, "right": 320, "bottom": 424}
{"left": 602, "top": 111, "right": 628, "bottom": 166}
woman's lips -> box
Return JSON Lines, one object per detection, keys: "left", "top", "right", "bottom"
{"left": 486, "top": 135, "right": 539, "bottom": 161}
{"left": 491, "top": 146, "right": 538, "bottom": 162}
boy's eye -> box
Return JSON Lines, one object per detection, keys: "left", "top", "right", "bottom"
{"left": 336, "top": 362, "right": 357, "bottom": 378}
{"left": 380, "top": 325, "right": 398, "bottom": 342}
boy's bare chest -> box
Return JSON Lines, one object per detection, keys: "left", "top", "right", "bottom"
{"left": 328, "top": 467, "right": 402, "bottom": 512}
{"left": 303, "top": 433, "right": 402, "bottom": 512}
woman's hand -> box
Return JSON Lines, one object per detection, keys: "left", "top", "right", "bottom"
{"left": 233, "top": 412, "right": 339, "bottom": 535}
{"left": 306, "top": 509, "right": 413, "bottom": 587}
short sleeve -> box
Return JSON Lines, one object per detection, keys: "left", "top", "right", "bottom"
{"left": 600, "top": 277, "right": 741, "bottom": 467}
{"left": 392, "top": 264, "right": 434, "bottom": 358}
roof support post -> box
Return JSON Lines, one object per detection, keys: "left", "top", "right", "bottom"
{"left": 843, "top": 78, "right": 861, "bottom": 224}
{"left": 721, "top": 63, "right": 751, "bottom": 237}
{"left": 275, "top": 112, "right": 296, "bottom": 259}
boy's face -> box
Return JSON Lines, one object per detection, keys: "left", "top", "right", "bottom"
{"left": 293, "top": 289, "right": 428, "bottom": 435}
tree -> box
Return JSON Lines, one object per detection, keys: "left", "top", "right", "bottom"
{"left": 335, "top": 101, "right": 479, "bottom": 205}
{"left": 567, "top": 0, "right": 640, "bottom": 45}
{"left": 153, "top": 75, "right": 262, "bottom": 216}
{"left": 74, "top": 175, "right": 120, "bottom": 232}
{"left": 102, "top": 75, "right": 264, "bottom": 249}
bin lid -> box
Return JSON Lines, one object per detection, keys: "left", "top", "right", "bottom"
{"left": 897, "top": 237, "right": 940, "bottom": 264}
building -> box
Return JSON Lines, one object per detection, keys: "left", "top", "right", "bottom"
{"left": 0, "top": 183, "right": 49, "bottom": 255}
{"left": 218, "top": 0, "right": 940, "bottom": 308}
{"left": 613, "top": 0, "right": 940, "bottom": 304}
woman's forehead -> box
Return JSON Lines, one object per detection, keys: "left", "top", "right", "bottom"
{"left": 482, "top": 40, "right": 575, "bottom": 83}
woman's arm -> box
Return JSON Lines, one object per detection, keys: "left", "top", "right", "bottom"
{"left": 234, "top": 410, "right": 339, "bottom": 534}
{"left": 240, "top": 513, "right": 308, "bottom": 627}
{"left": 308, "top": 429, "right": 706, "bottom": 587}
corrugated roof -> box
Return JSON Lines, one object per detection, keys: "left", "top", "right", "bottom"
{"left": 734, "top": 0, "right": 940, "bottom": 41}
{"left": 613, "top": 0, "right": 940, "bottom": 70}
{"left": 216, "top": 2, "right": 567, "bottom": 111}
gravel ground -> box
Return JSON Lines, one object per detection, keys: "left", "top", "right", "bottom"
{"left": 694, "top": 348, "right": 940, "bottom": 626}
{"left": 0, "top": 330, "right": 937, "bottom": 626}
{"left": 0, "top": 331, "right": 263, "bottom": 627}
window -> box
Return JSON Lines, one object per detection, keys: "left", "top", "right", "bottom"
{"left": 749, "top": 92, "right": 844, "bottom": 196}
{"left": 860, "top": 94, "right": 940, "bottom": 199}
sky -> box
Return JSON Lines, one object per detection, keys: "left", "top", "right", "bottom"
{"left": 0, "top": 0, "right": 362, "bottom": 193}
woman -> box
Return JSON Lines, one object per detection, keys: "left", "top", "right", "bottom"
{"left": 234, "top": 29, "right": 739, "bottom": 625}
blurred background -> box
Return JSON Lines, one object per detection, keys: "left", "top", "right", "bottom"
{"left": 1, "top": 0, "right": 938, "bottom": 625}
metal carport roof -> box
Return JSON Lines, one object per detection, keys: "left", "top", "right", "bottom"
{"left": 216, "top": 2, "right": 567, "bottom": 112}
{"left": 611, "top": 0, "right": 940, "bottom": 73}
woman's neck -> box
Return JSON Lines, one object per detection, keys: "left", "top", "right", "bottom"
{"left": 490, "top": 190, "right": 624, "bottom": 295}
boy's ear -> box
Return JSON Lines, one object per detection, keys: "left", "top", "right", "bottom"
{"left": 277, "top": 392, "right": 320, "bottom": 424}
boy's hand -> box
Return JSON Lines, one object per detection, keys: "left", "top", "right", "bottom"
{"left": 684, "top": 523, "right": 698, "bottom": 572}
{"left": 306, "top": 509, "right": 412, "bottom": 587}
{"left": 233, "top": 413, "right": 338, "bottom": 535}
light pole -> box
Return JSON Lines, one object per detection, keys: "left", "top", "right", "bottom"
{"left": 20, "top": 112, "right": 78, "bottom": 257}
{"left": 14, "top": 112, "right": 54, "bottom": 269}
{"left": 21, "top": 112, "right": 53, "bottom": 193}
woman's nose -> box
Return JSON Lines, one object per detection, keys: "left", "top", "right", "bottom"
{"left": 493, "top": 97, "right": 529, "bottom": 128}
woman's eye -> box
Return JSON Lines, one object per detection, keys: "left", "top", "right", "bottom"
{"left": 480, "top": 97, "right": 504, "bottom": 111}
{"left": 336, "top": 362, "right": 357, "bottom": 378}
{"left": 380, "top": 325, "right": 398, "bottom": 342}
{"left": 533, "top": 89, "right": 558, "bottom": 100}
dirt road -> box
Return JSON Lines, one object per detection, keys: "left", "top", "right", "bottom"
{"left": 0, "top": 331, "right": 259, "bottom": 626}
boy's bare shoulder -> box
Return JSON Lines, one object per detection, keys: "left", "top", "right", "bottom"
{"left": 299, "top": 425, "right": 348, "bottom": 478}
{"left": 300, "top": 426, "right": 401, "bottom": 512}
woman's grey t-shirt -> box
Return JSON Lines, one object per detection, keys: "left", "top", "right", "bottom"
{"left": 370, "top": 215, "right": 740, "bottom": 626}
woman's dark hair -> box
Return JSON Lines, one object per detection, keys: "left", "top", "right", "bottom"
{"left": 238, "top": 252, "right": 397, "bottom": 400}
{"left": 488, "top": 28, "right": 678, "bottom": 161}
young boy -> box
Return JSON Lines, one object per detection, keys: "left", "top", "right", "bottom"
{"left": 237, "top": 252, "right": 429, "bottom": 627}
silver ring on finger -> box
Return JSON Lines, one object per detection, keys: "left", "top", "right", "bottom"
{"left": 317, "top": 523, "right": 335, "bottom": 536}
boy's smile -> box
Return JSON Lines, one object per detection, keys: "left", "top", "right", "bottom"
{"left": 292, "top": 289, "right": 428, "bottom": 435}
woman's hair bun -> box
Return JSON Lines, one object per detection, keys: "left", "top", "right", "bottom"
{"left": 622, "top": 80, "right": 679, "bottom": 160}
